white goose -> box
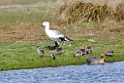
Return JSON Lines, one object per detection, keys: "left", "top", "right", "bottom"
{"left": 42, "top": 21, "right": 73, "bottom": 47}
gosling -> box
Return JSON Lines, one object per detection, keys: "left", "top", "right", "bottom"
{"left": 105, "top": 49, "right": 114, "bottom": 57}
{"left": 74, "top": 48, "right": 86, "bottom": 58}
{"left": 36, "top": 46, "right": 45, "bottom": 58}
{"left": 56, "top": 47, "right": 64, "bottom": 55}
{"left": 49, "top": 50, "right": 56, "bottom": 60}
{"left": 86, "top": 46, "right": 94, "bottom": 53}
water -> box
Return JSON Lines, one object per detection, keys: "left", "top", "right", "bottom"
{"left": 0, "top": 61, "right": 124, "bottom": 83}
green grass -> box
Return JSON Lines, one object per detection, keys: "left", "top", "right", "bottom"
{"left": 0, "top": 0, "right": 57, "bottom": 4}
{"left": 0, "top": 0, "right": 124, "bottom": 71}
{"left": 0, "top": 38, "right": 124, "bottom": 71}
{"left": 0, "top": 0, "right": 57, "bottom": 26}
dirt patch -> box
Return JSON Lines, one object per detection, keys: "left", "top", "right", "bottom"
{"left": 0, "top": 0, "right": 124, "bottom": 43}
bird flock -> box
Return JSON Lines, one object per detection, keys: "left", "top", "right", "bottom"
{"left": 36, "top": 46, "right": 64, "bottom": 60}
{"left": 36, "top": 45, "right": 114, "bottom": 65}
{"left": 37, "top": 21, "right": 114, "bottom": 65}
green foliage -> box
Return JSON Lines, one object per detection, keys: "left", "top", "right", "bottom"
{"left": 0, "top": 0, "right": 57, "bottom": 26}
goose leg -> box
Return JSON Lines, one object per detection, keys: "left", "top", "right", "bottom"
{"left": 55, "top": 41, "right": 60, "bottom": 47}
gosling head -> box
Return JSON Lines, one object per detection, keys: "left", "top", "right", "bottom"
{"left": 37, "top": 46, "right": 40, "bottom": 49}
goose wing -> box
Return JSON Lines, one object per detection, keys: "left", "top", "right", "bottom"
{"left": 86, "top": 56, "right": 97, "bottom": 64}
{"left": 51, "top": 30, "right": 73, "bottom": 41}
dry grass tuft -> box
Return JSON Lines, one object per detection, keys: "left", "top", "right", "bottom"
{"left": 55, "top": 1, "right": 110, "bottom": 25}
{"left": 55, "top": 1, "right": 124, "bottom": 25}
{"left": 113, "top": 2, "right": 124, "bottom": 21}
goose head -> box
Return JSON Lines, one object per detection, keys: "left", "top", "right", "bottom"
{"left": 101, "top": 54, "right": 104, "bottom": 58}
{"left": 99, "top": 54, "right": 104, "bottom": 65}
{"left": 42, "top": 21, "right": 49, "bottom": 27}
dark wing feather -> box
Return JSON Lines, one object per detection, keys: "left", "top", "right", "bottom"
{"left": 52, "top": 30, "right": 73, "bottom": 41}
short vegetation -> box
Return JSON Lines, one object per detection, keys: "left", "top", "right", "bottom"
{"left": 0, "top": 0, "right": 124, "bottom": 71}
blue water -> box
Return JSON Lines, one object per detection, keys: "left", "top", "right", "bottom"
{"left": 0, "top": 61, "right": 124, "bottom": 83}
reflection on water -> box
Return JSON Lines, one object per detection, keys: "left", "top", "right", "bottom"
{"left": 0, "top": 61, "right": 124, "bottom": 83}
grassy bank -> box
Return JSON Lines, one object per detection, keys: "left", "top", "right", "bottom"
{"left": 0, "top": 39, "right": 123, "bottom": 71}
{"left": 0, "top": 0, "right": 124, "bottom": 71}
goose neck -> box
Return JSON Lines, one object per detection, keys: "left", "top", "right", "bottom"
{"left": 45, "top": 25, "right": 50, "bottom": 31}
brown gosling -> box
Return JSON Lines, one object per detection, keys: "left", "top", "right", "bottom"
{"left": 49, "top": 50, "right": 57, "bottom": 60}
{"left": 86, "top": 46, "right": 94, "bottom": 53}
{"left": 85, "top": 48, "right": 89, "bottom": 54}
{"left": 105, "top": 49, "right": 114, "bottom": 57}
{"left": 80, "top": 48, "right": 88, "bottom": 55}
{"left": 86, "top": 54, "right": 104, "bottom": 65}
{"left": 74, "top": 50, "right": 82, "bottom": 57}
{"left": 56, "top": 47, "right": 64, "bottom": 55}
{"left": 36, "top": 46, "right": 45, "bottom": 58}
{"left": 74, "top": 48, "right": 86, "bottom": 58}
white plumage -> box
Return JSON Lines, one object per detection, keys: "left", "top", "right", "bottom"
{"left": 42, "top": 21, "right": 73, "bottom": 47}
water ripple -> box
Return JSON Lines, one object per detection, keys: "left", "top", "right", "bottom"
{"left": 0, "top": 61, "right": 124, "bottom": 83}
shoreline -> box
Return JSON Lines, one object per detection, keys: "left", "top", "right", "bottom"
{"left": 1, "top": 60, "right": 124, "bottom": 71}
{"left": 0, "top": 40, "right": 123, "bottom": 71}
{"left": 0, "top": 0, "right": 124, "bottom": 71}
